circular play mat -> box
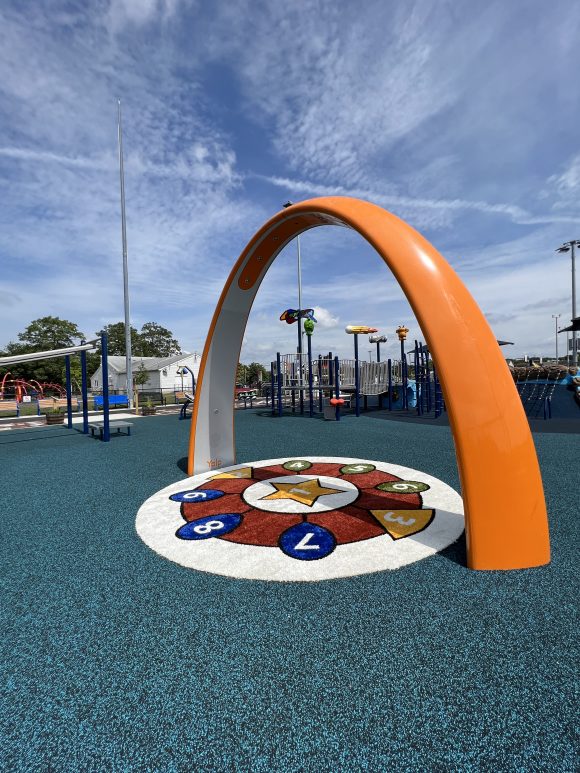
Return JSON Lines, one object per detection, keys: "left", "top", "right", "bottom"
{"left": 136, "top": 457, "right": 464, "bottom": 581}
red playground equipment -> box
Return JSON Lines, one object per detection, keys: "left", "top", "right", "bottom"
{"left": 0, "top": 371, "right": 66, "bottom": 401}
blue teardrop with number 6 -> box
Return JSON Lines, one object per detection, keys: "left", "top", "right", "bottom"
{"left": 170, "top": 489, "right": 224, "bottom": 503}
{"left": 278, "top": 522, "right": 336, "bottom": 561}
{"left": 176, "top": 513, "right": 242, "bottom": 540}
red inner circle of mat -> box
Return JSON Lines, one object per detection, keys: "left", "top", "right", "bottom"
{"left": 180, "top": 462, "right": 424, "bottom": 547}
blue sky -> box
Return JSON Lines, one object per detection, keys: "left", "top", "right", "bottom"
{"left": 0, "top": 0, "right": 578, "bottom": 364}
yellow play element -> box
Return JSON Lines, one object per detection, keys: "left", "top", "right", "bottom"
{"left": 370, "top": 509, "right": 434, "bottom": 540}
{"left": 261, "top": 479, "right": 344, "bottom": 507}
{"left": 210, "top": 467, "right": 253, "bottom": 480}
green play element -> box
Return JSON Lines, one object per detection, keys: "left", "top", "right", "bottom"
{"left": 303, "top": 319, "right": 315, "bottom": 336}
{"left": 282, "top": 459, "right": 313, "bottom": 472}
{"left": 340, "top": 463, "right": 376, "bottom": 474}
{"left": 377, "top": 480, "right": 430, "bottom": 493}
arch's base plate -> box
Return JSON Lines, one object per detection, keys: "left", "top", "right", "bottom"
{"left": 136, "top": 457, "right": 464, "bottom": 581}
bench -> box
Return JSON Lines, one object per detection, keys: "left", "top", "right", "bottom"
{"left": 0, "top": 400, "right": 19, "bottom": 417}
{"left": 93, "top": 395, "right": 129, "bottom": 409}
{"left": 88, "top": 421, "right": 133, "bottom": 439}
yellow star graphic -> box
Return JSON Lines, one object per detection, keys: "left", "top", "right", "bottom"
{"left": 261, "top": 478, "right": 343, "bottom": 507}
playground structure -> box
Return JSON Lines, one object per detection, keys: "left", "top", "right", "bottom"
{"left": 269, "top": 337, "right": 443, "bottom": 420}
{"left": 186, "top": 195, "right": 550, "bottom": 571}
{"left": 0, "top": 373, "right": 65, "bottom": 401}
{"left": 0, "top": 333, "right": 122, "bottom": 442}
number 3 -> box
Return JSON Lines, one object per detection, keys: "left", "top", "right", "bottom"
{"left": 383, "top": 512, "right": 416, "bottom": 526}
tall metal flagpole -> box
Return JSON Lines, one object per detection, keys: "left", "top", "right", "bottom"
{"left": 117, "top": 99, "right": 133, "bottom": 407}
{"left": 297, "top": 234, "right": 303, "bottom": 356}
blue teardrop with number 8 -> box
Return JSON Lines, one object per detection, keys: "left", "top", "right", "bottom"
{"left": 176, "top": 513, "right": 242, "bottom": 540}
{"left": 278, "top": 522, "right": 336, "bottom": 561}
{"left": 170, "top": 489, "right": 224, "bottom": 503}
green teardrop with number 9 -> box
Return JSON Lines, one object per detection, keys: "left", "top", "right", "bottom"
{"left": 376, "top": 480, "right": 430, "bottom": 493}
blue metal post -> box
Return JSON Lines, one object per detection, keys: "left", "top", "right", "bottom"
{"left": 276, "top": 352, "right": 283, "bottom": 417}
{"left": 328, "top": 352, "right": 333, "bottom": 389}
{"left": 425, "top": 346, "right": 432, "bottom": 413}
{"left": 101, "top": 333, "right": 110, "bottom": 442}
{"left": 270, "top": 362, "right": 275, "bottom": 416}
{"left": 421, "top": 344, "right": 427, "bottom": 414}
{"left": 400, "top": 338, "right": 407, "bottom": 410}
{"left": 334, "top": 356, "right": 341, "bottom": 421}
{"left": 414, "top": 342, "right": 421, "bottom": 416}
{"left": 307, "top": 334, "right": 314, "bottom": 417}
{"left": 80, "top": 347, "right": 89, "bottom": 434}
{"left": 65, "top": 355, "right": 73, "bottom": 429}
{"left": 354, "top": 334, "right": 360, "bottom": 417}
{"left": 387, "top": 359, "right": 392, "bottom": 410}
{"left": 318, "top": 355, "right": 323, "bottom": 413}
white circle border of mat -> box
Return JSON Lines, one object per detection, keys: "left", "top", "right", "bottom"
{"left": 135, "top": 456, "right": 464, "bottom": 582}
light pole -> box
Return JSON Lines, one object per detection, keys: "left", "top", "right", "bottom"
{"left": 283, "top": 201, "right": 304, "bottom": 413}
{"left": 117, "top": 100, "right": 133, "bottom": 407}
{"left": 283, "top": 201, "right": 303, "bottom": 359}
{"left": 556, "top": 240, "right": 579, "bottom": 366}
{"left": 552, "top": 314, "right": 560, "bottom": 362}
{"left": 368, "top": 350, "right": 373, "bottom": 362}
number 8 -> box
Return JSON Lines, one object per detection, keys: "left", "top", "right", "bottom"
{"left": 193, "top": 520, "right": 224, "bottom": 535}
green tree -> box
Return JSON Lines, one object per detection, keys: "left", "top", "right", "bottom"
{"left": 17, "top": 316, "right": 85, "bottom": 350}
{"left": 97, "top": 323, "right": 140, "bottom": 356}
{"left": 95, "top": 322, "right": 181, "bottom": 357}
{"left": 139, "top": 322, "right": 181, "bottom": 357}
{"left": 1, "top": 316, "right": 86, "bottom": 388}
{"left": 236, "top": 363, "right": 248, "bottom": 385}
{"left": 247, "top": 362, "right": 267, "bottom": 385}
{"left": 133, "top": 361, "right": 149, "bottom": 410}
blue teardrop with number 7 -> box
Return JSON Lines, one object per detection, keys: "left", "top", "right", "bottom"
{"left": 176, "top": 513, "right": 242, "bottom": 540}
{"left": 278, "top": 522, "right": 336, "bottom": 560}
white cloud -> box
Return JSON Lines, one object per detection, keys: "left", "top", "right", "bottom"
{"left": 105, "top": 0, "right": 187, "bottom": 34}
{"left": 259, "top": 174, "right": 579, "bottom": 229}
{"left": 313, "top": 306, "right": 339, "bottom": 329}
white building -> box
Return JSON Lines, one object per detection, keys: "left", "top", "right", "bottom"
{"left": 91, "top": 353, "right": 200, "bottom": 394}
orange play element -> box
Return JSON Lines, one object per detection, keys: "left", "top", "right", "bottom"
{"left": 396, "top": 325, "right": 410, "bottom": 341}
{"left": 329, "top": 398, "right": 345, "bottom": 406}
{"left": 188, "top": 197, "right": 550, "bottom": 571}
{"left": 345, "top": 325, "right": 378, "bottom": 334}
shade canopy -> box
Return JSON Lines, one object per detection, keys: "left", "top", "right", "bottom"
{"left": 558, "top": 317, "right": 580, "bottom": 333}
{"left": 0, "top": 340, "right": 98, "bottom": 367}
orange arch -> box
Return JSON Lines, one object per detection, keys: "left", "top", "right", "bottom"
{"left": 188, "top": 197, "right": 550, "bottom": 571}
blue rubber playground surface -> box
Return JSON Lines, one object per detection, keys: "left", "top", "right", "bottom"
{"left": 1, "top": 411, "right": 578, "bottom": 770}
